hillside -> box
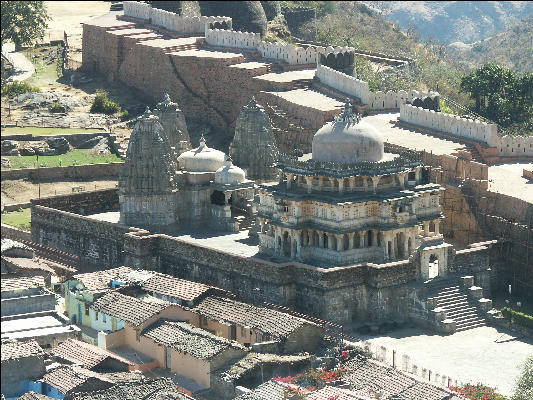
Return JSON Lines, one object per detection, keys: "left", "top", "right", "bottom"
{"left": 367, "top": 1, "right": 533, "bottom": 45}
{"left": 448, "top": 16, "right": 533, "bottom": 74}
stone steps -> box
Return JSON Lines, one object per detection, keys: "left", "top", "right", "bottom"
{"left": 427, "top": 278, "right": 487, "bottom": 333}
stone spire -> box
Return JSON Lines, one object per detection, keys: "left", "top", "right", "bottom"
{"left": 230, "top": 97, "right": 279, "bottom": 181}
{"left": 119, "top": 109, "right": 178, "bottom": 230}
{"left": 154, "top": 93, "right": 191, "bottom": 156}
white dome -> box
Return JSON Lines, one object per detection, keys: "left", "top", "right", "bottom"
{"left": 312, "top": 102, "right": 384, "bottom": 163}
{"left": 177, "top": 136, "right": 226, "bottom": 172}
{"left": 215, "top": 158, "right": 246, "bottom": 185}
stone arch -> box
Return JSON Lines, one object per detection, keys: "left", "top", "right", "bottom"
{"left": 367, "top": 230, "right": 372, "bottom": 246}
{"left": 210, "top": 190, "right": 225, "bottom": 205}
{"left": 354, "top": 232, "right": 360, "bottom": 248}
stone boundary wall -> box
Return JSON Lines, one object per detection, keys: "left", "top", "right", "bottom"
{"left": 400, "top": 104, "right": 533, "bottom": 157}
{"left": 1, "top": 223, "right": 31, "bottom": 241}
{"left": 123, "top": 1, "right": 231, "bottom": 34}
{"left": 316, "top": 65, "right": 434, "bottom": 109}
{"left": 30, "top": 188, "right": 119, "bottom": 215}
{"left": 1, "top": 162, "right": 123, "bottom": 181}
{"left": 205, "top": 28, "right": 261, "bottom": 50}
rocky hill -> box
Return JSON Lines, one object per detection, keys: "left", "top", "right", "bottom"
{"left": 366, "top": 1, "right": 533, "bottom": 45}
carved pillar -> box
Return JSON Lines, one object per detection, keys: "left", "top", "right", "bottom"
{"left": 435, "top": 220, "right": 440, "bottom": 235}
{"left": 360, "top": 233, "right": 365, "bottom": 248}
{"left": 349, "top": 232, "right": 355, "bottom": 249}
{"left": 415, "top": 168, "right": 420, "bottom": 182}
{"left": 336, "top": 234, "right": 343, "bottom": 251}
{"left": 338, "top": 179, "right": 344, "bottom": 194}
{"left": 371, "top": 230, "right": 377, "bottom": 247}
{"left": 290, "top": 231, "right": 296, "bottom": 258}
{"left": 279, "top": 172, "right": 284, "bottom": 184}
{"left": 296, "top": 233, "right": 302, "bottom": 259}
{"left": 349, "top": 177, "right": 355, "bottom": 192}
{"left": 423, "top": 221, "right": 430, "bottom": 237}
{"left": 305, "top": 176, "right": 313, "bottom": 194}
{"left": 286, "top": 173, "right": 293, "bottom": 189}
{"left": 328, "top": 234, "right": 335, "bottom": 250}
{"left": 363, "top": 177, "right": 368, "bottom": 190}
{"left": 403, "top": 234, "right": 408, "bottom": 259}
{"left": 319, "top": 231, "right": 324, "bottom": 248}
{"left": 259, "top": 218, "right": 265, "bottom": 233}
{"left": 371, "top": 176, "right": 381, "bottom": 193}
{"left": 398, "top": 172, "right": 407, "bottom": 188}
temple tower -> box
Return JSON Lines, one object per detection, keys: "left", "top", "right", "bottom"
{"left": 154, "top": 93, "right": 191, "bottom": 156}
{"left": 119, "top": 108, "right": 178, "bottom": 232}
{"left": 230, "top": 96, "right": 279, "bottom": 181}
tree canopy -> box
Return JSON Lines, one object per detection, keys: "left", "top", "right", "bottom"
{"left": 1, "top": 1, "right": 50, "bottom": 50}
{"left": 513, "top": 355, "right": 533, "bottom": 400}
{"left": 460, "top": 63, "right": 532, "bottom": 132}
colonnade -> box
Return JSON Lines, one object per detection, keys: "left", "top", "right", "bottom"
{"left": 279, "top": 170, "right": 420, "bottom": 194}
{"left": 258, "top": 217, "right": 442, "bottom": 263}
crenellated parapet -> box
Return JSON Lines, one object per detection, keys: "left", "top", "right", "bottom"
{"left": 123, "top": 1, "right": 231, "bottom": 34}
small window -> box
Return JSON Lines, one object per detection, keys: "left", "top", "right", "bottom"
{"left": 85, "top": 303, "right": 90, "bottom": 316}
{"left": 96, "top": 312, "right": 99, "bottom": 321}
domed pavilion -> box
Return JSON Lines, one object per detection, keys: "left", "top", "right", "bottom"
{"left": 256, "top": 100, "right": 445, "bottom": 266}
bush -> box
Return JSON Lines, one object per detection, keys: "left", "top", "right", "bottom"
{"left": 501, "top": 307, "right": 533, "bottom": 329}
{"left": 49, "top": 102, "right": 65, "bottom": 113}
{"left": 450, "top": 383, "right": 507, "bottom": 400}
{"left": 90, "top": 90, "right": 120, "bottom": 114}
{"left": 513, "top": 356, "right": 533, "bottom": 400}
{"left": 1, "top": 81, "right": 41, "bottom": 97}
{"left": 119, "top": 110, "right": 129, "bottom": 121}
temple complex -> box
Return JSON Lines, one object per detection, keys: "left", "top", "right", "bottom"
{"left": 119, "top": 100, "right": 254, "bottom": 233}
{"left": 256, "top": 101, "right": 445, "bottom": 267}
{"left": 230, "top": 97, "right": 279, "bottom": 182}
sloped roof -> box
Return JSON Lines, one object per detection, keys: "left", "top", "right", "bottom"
{"left": 41, "top": 365, "right": 114, "bottom": 394}
{"left": 192, "top": 295, "right": 314, "bottom": 337}
{"left": 141, "top": 273, "right": 214, "bottom": 303}
{"left": 52, "top": 338, "right": 133, "bottom": 369}
{"left": 68, "top": 377, "right": 195, "bottom": 400}
{"left": 91, "top": 291, "right": 169, "bottom": 326}
{"left": 1, "top": 275, "right": 45, "bottom": 292}
{"left": 307, "top": 386, "right": 373, "bottom": 400}
{"left": 143, "top": 320, "right": 246, "bottom": 360}
{"left": 72, "top": 266, "right": 154, "bottom": 293}
{"left": 1, "top": 339, "right": 43, "bottom": 361}
{"left": 234, "top": 380, "right": 287, "bottom": 400}
{"left": 17, "top": 392, "right": 55, "bottom": 400}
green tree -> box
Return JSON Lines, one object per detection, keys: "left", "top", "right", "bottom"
{"left": 1, "top": 1, "right": 50, "bottom": 50}
{"left": 513, "top": 355, "right": 533, "bottom": 400}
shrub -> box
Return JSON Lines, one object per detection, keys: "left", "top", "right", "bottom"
{"left": 119, "top": 110, "right": 129, "bottom": 121}
{"left": 90, "top": 90, "right": 120, "bottom": 114}
{"left": 1, "top": 81, "right": 41, "bottom": 97}
{"left": 501, "top": 307, "right": 533, "bottom": 330}
{"left": 49, "top": 102, "right": 65, "bottom": 113}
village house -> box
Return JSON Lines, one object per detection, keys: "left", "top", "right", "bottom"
{"left": 62, "top": 267, "right": 155, "bottom": 326}
{"left": 1, "top": 339, "right": 46, "bottom": 399}
{"left": 51, "top": 338, "right": 133, "bottom": 372}
{"left": 37, "top": 365, "right": 115, "bottom": 400}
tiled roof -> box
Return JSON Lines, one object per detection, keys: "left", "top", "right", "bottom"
{"left": 1, "top": 275, "right": 45, "bottom": 292}
{"left": 143, "top": 320, "right": 246, "bottom": 360}
{"left": 72, "top": 266, "right": 154, "bottom": 292}
{"left": 141, "top": 273, "right": 214, "bottom": 303}
{"left": 17, "top": 391, "right": 55, "bottom": 400}
{"left": 53, "top": 338, "right": 133, "bottom": 369}
{"left": 1, "top": 238, "right": 31, "bottom": 253}
{"left": 1, "top": 339, "right": 43, "bottom": 361}
{"left": 235, "top": 380, "right": 287, "bottom": 400}
{"left": 192, "top": 296, "right": 313, "bottom": 338}
{"left": 2, "top": 256, "right": 55, "bottom": 274}
{"left": 91, "top": 291, "right": 169, "bottom": 326}
{"left": 68, "top": 377, "right": 195, "bottom": 400}
{"left": 307, "top": 386, "right": 373, "bottom": 400}
{"left": 344, "top": 358, "right": 461, "bottom": 400}
{"left": 41, "top": 365, "right": 114, "bottom": 394}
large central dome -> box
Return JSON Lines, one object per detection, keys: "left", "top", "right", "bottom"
{"left": 312, "top": 101, "right": 384, "bottom": 163}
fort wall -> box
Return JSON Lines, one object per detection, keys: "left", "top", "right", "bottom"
{"left": 1, "top": 163, "right": 122, "bottom": 181}
{"left": 400, "top": 104, "right": 533, "bottom": 157}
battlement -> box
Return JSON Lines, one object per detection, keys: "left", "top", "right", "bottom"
{"left": 123, "top": 1, "right": 231, "bottom": 34}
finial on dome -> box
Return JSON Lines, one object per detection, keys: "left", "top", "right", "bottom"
{"left": 140, "top": 106, "right": 152, "bottom": 119}
{"left": 199, "top": 134, "right": 206, "bottom": 149}
{"left": 334, "top": 98, "right": 361, "bottom": 123}
{"left": 164, "top": 93, "right": 171, "bottom": 102}
{"left": 246, "top": 96, "right": 258, "bottom": 109}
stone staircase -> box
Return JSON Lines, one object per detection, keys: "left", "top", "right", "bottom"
{"left": 425, "top": 276, "right": 491, "bottom": 332}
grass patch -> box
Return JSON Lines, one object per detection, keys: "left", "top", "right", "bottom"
{"left": 1, "top": 127, "right": 106, "bottom": 136}
{"left": 1, "top": 208, "right": 31, "bottom": 231}
{"left": 2, "top": 149, "right": 123, "bottom": 170}
{"left": 23, "top": 46, "right": 63, "bottom": 88}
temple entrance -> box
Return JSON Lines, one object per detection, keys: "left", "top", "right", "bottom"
{"left": 210, "top": 190, "right": 225, "bottom": 205}
{"left": 283, "top": 231, "right": 291, "bottom": 257}
{"left": 428, "top": 254, "right": 439, "bottom": 278}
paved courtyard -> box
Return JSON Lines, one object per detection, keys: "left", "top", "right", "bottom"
{"left": 353, "top": 325, "right": 532, "bottom": 396}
